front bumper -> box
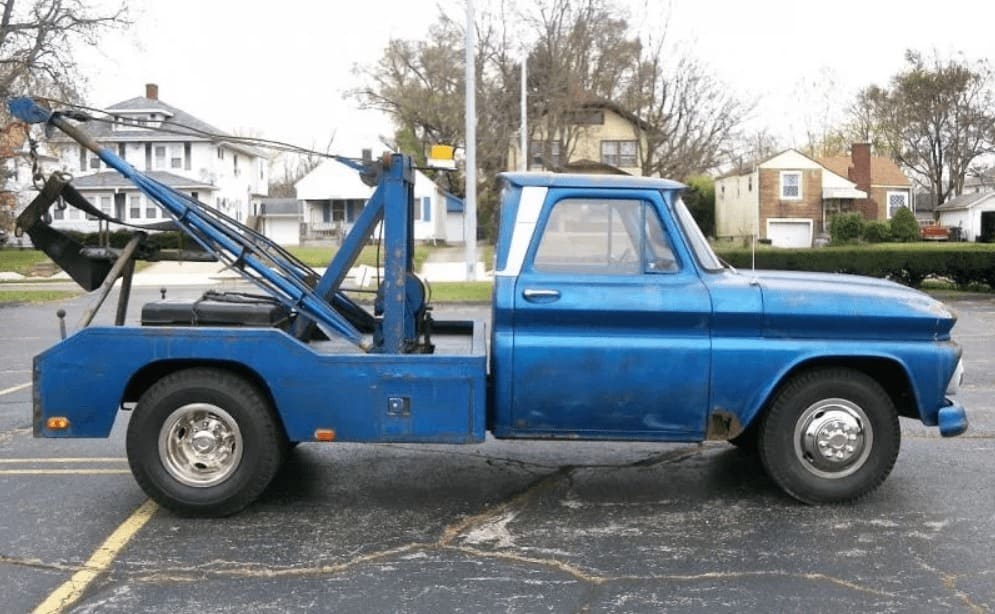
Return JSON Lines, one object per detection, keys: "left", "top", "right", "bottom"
{"left": 938, "top": 400, "right": 968, "bottom": 437}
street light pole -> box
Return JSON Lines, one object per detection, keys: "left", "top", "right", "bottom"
{"left": 464, "top": 0, "right": 477, "bottom": 280}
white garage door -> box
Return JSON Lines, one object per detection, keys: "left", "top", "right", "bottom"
{"left": 767, "top": 220, "right": 812, "bottom": 248}
{"left": 265, "top": 219, "right": 300, "bottom": 246}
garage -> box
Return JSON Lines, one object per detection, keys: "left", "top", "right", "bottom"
{"left": 767, "top": 219, "right": 813, "bottom": 248}
{"left": 258, "top": 198, "right": 302, "bottom": 246}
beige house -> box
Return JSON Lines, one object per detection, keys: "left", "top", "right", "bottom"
{"left": 508, "top": 100, "right": 649, "bottom": 176}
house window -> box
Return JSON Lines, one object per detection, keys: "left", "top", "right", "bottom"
{"left": 887, "top": 191, "right": 909, "bottom": 218}
{"left": 780, "top": 171, "right": 802, "bottom": 200}
{"left": 529, "top": 140, "right": 561, "bottom": 168}
{"left": 184, "top": 143, "right": 192, "bottom": 170}
{"left": 421, "top": 196, "right": 432, "bottom": 222}
{"left": 171, "top": 150, "right": 182, "bottom": 168}
{"left": 217, "top": 147, "right": 224, "bottom": 160}
{"left": 130, "top": 195, "right": 141, "bottom": 219}
{"left": 601, "top": 140, "right": 638, "bottom": 167}
{"left": 53, "top": 207, "right": 64, "bottom": 220}
{"left": 233, "top": 154, "right": 240, "bottom": 177}
{"left": 146, "top": 202, "right": 157, "bottom": 218}
{"left": 563, "top": 109, "right": 604, "bottom": 125}
{"left": 79, "top": 146, "right": 86, "bottom": 171}
{"left": 154, "top": 146, "right": 166, "bottom": 169}
{"left": 89, "top": 157, "right": 100, "bottom": 170}
{"left": 118, "top": 143, "right": 126, "bottom": 159}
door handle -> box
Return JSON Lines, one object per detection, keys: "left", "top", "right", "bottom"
{"left": 522, "top": 288, "right": 561, "bottom": 302}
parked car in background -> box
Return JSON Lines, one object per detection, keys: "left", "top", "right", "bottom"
{"left": 920, "top": 221, "right": 950, "bottom": 241}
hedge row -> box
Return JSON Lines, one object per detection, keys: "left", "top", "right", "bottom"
{"left": 716, "top": 245, "right": 995, "bottom": 289}
{"left": 62, "top": 229, "right": 205, "bottom": 253}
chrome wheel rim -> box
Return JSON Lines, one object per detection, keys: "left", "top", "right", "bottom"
{"left": 158, "top": 403, "right": 243, "bottom": 487}
{"left": 793, "top": 398, "right": 872, "bottom": 479}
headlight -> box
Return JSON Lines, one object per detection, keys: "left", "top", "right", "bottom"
{"left": 946, "top": 359, "right": 965, "bottom": 395}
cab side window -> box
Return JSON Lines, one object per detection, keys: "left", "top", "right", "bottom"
{"left": 532, "top": 198, "right": 677, "bottom": 274}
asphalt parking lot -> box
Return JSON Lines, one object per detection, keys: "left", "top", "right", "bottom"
{"left": 1, "top": 287, "right": 993, "bottom": 613}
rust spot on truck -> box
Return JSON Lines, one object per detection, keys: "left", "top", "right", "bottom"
{"left": 706, "top": 410, "right": 743, "bottom": 441}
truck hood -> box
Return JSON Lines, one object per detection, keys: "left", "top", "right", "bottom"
{"left": 750, "top": 270, "right": 956, "bottom": 341}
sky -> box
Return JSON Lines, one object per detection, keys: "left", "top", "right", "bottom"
{"left": 72, "top": 0, "right": 995, "bottom": 162}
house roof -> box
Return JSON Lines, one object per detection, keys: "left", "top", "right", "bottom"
{"left": 71, "top": 171, "right": 216, "bottom": 191}
{"left": 575, "top": 99, "right": 653, "bottom": 132}
{"left": 817, "top": 155, "right": 911, "bottom": 187}
{"left": 935, "top": 191, "right": 995, "bottom": 212}
{"left": 259, "top": 198, "right": 300, "bottom": 216}
{"left": 54, "top": 95, "right": 264, "bottom": 157}
{"left": 442, "top": 191, "right": 464, "bottom": 213}
{"left": 561, "top": 158, "right": 632, "bottom": 175}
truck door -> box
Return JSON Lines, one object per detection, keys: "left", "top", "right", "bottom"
{"left": 511, "top": 190, "right": 711, "bottom": 439}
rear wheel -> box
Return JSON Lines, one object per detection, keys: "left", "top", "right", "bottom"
{"left": 127, "top": 367, "right": 284, "bottom": 517}
{"left": 759, "top": 368, "right": 900, "bottom": 504}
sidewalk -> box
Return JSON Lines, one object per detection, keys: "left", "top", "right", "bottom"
{"left": 1, "top": 250, "right": 492, "bottom": 288}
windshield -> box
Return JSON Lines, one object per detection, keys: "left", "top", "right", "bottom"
{"left": 673, "top": 196, "right": 724, "bottom": 272}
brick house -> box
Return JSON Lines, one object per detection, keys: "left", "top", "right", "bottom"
{"left": 715, "top": 144, "right": 912, "bottom": 247}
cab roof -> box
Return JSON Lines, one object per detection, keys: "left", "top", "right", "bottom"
{"left": 500, "top": 172, "right": 685, "bottom": 191}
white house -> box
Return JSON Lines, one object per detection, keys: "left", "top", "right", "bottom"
{"left": 294, "top": 158, "right": 459, "bottom": 243}
{"left": 47, "top": 83, "right": 268, "bottom": 232}
{"left": 936, "top": 192, "right": 995, "bottom": 242}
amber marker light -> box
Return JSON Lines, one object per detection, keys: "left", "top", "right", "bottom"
{"left": 46, "top": 417, "right": 70, "bottom": 430}
{"left": 314, "top": 429, "right": 336, "bottom": 442}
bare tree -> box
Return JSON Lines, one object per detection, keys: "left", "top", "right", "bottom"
{"left": 862, "top": 50, "right": 995, "bottom": 205}
{"left": 0, "top": 0, "right": 128, "bottom": 115}
{"left": 353, "top": 0, "right": 748, "bottom": 236}
{"left": 268, "top": 136, "right": 335, "bottom": 198}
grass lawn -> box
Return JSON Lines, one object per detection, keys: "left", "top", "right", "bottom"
{"left": 0, "top": 289, "right": 80, "bottom": 305}
{"left": 288, "top": 244, "right": 433, "bottom": 271}
{"left": 427, "top": 281, "right": 493, "bottom": 303}
{"left": 0, "top": 249, "right": 53, "bottom": 275}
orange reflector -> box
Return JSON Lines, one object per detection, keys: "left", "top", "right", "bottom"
{"left": 314, "top": 429, "right": 336, "bottom": 442}
{"left": 46, "top": 417, "right": 70, "bottom": 430}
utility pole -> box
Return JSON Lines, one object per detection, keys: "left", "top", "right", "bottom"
{"left": 520, "top": 48, "right": 527, "bottom": 172}
{"left": 463, "top": 0, "right": 477, "bottom": 281}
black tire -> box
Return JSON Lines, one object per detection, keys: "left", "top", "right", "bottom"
{"left": 127, "top": 367, "right": 284, "bottom": 517}
{"left": 758, "top": 368, "right": 900, "bottom": 504}
{"left": 728, "top": 420, "right": 760, "bottom": 453}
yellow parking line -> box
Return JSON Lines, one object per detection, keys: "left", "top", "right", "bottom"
{"left": 0, "top": 469, "right": 131, "bottom": 475}
{"left": 33, "top": 499, "right": 158, "bottom": 614}
{"left": 0, "top": 382, "right": 31, "bottom": 396}
{"left": 0, "top": 458, "right": 127, "bottom": 464}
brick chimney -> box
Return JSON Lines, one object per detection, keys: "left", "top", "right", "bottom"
{"left": 850, "top": 142, "right": 871, "bottom": 194}
{"left": 145, "top": 83, "right": 159, "bottom": 101}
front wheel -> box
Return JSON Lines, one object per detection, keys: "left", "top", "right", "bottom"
{"left": 759, "top": 368, "right": 900, "bottom": 504}
{"left": 127, "top": 368, "right": 285, "bottom": 517}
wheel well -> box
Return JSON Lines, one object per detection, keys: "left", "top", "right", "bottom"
{"left": 765, "top": 357, "right": 918, "bottom": 420}
{"left": 123, "top": 360, "right": 280, "bottom": 418}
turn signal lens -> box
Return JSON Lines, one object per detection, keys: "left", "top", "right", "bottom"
{"left": 314, "top": 429, "right": 336, "bottom": 442}
{"left": 46, "top": 417, "right": 70, "bottom": 430}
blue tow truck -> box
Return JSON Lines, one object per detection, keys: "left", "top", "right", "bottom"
{"left": 10, "top": 97, "right": 967, "bottom": 516}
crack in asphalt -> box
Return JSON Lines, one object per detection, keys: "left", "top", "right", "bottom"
{"left": 913, "top": 557, "right": 989, "bottom": 613}
{"left": 0, "top": 426, "right": 31, "bottom": 446}
{"left": 0, "top": 554, "right": 77, "bottom": 573}
{"left": 102, "top": 444, "right": 892, "bottom": 603}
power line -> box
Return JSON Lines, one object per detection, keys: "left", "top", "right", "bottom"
{"left": 33, "top": 97, "right": 361, "bottom": 162}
